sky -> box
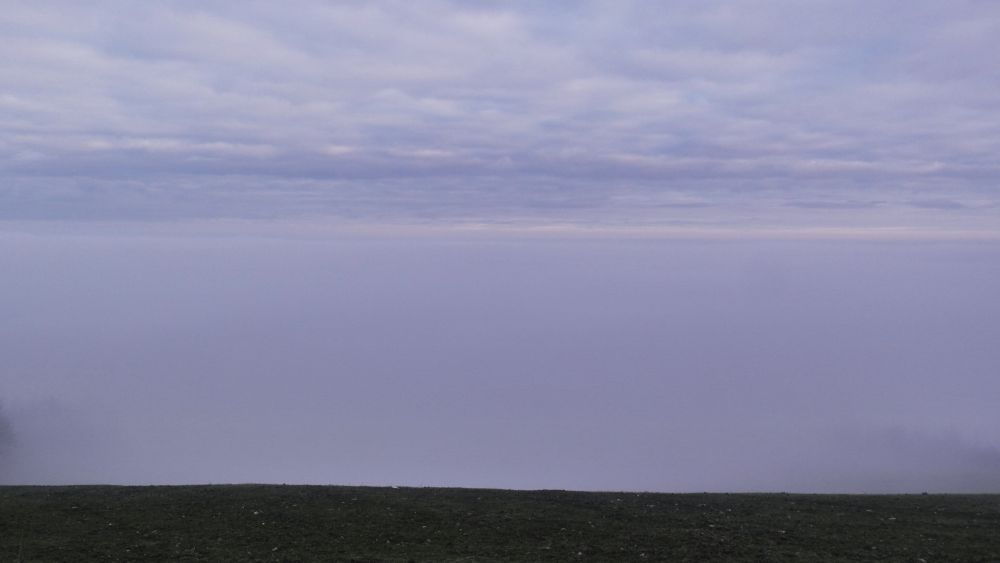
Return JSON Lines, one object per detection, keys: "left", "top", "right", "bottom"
{"left": 2, "top": 0, "right": 999, "bottom": 233}
{"left": 1, "top": 1, "right": 999, "bottom": 491}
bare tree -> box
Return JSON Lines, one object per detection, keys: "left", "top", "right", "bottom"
{"left": 0, "top": 403, "right": 14, "bottom": 476}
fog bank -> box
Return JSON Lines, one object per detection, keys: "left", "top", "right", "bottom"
{"left": 2, "top": 230, "right": 999, "bottom": 492}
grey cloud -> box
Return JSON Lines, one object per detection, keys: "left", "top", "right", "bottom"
{"left": 908, "top": 198, "right": 967, "bottom": 210}
{"left": 2, "top": 1, "right": 1000, "bottom": 227}
{"left": 786, "top": 200, "right": 884, "bottom": 210}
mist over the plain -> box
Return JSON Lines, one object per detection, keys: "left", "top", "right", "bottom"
{"left": 3, "top": 1, "right": 1000, "bottom": 493}
{"left": 2, "top": 228, "right": 998, "bottom": 492}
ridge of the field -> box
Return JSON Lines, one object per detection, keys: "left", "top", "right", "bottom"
{"left": 1, "top": 485, "right": 998, "bottom": 562}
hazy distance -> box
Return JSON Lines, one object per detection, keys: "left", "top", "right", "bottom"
{"left": 2, "top": 228, "right": 998, "bottom": 492}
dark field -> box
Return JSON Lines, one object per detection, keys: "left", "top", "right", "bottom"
{"left": 1, "top": 486, "right": 999, "bottom": 562}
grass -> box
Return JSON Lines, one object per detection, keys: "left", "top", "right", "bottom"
{"left": 1, "top": 485, "right": 999, "bottom": 561}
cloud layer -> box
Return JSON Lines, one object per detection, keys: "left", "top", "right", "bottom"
{"left": 2, "top": 1, "right": 999, "bottom": 229}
